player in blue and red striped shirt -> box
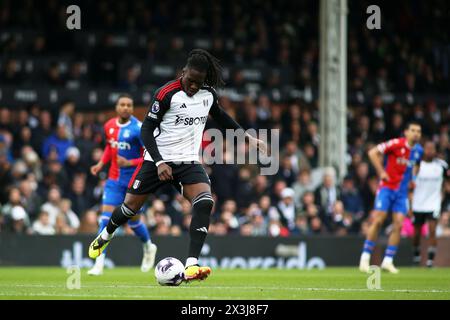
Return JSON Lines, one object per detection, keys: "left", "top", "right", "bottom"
{"left": 87, "top": 94, "right": 157, "bottom": 276}
{"left": 360, "top": 121, "right": 423, "bottom": 273}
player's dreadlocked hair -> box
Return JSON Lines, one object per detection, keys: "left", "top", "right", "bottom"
{"left": 186, "top": 49, "right": 225, "bottom": 88}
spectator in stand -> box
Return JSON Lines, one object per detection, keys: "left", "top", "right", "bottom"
{"left": 240, "top": 222, "right": 254, "bottom": 236}
{"left": 75, "top": 125, "right": 97, "bottom": 166}
{"left": 292, "top": 169, "right": 315, "bottom": 208}
{"left": 32, "top": 210, "right": 55, "bottom": 235}
{"left": 250, "top": 210, "right": 269, "bottom": 236}
{"left": 271, "top": 180, "right": 287, "bottom": 205}
{"left": 251, "top": 175, "right": 269, "bottom": 203}
{"left": 276, "top": 155, "right": 297, "bottom": 187}
{"left": 21, "top": 146, "right": 42, "bottom": 182}
{"left": 57, "top": 101, "right": 75, "bottom": 141}
{"left": 330, "top": 200, "right": 355, "bottom": 235}
{"left": 315, "top": 169, "right": 341, "bottom": 230}
{"left": 340, "top": 175, "right": 364, "bottom": 222}
{"left": 46, "top": 62, "right": 65, "bottom": 87}
{"left": 0, "top": 59, "right": 23, "bottom": 85}
{"left": 12, "top": 126, "right": 32, "bottom": 159}
{"left": 7, "top": 206, "right": 31, "bottom": 234}
{"left": 77, "top": 209, "right": 99, "bottom": 234}
{"left": 42, "top": 124, "right": 74, "bottom": 164}
{"left": 66, "top": 174, "right": 94, "bottom": 217}
{"left": 258, "top": 195, "right": 280, "bottom": 222}
{"left": 310, "top": 216, "right": 325, "bottom": 234}
{"left": 276, "top": 188, "right": 298, "bottom": 231}
{"left": 0, "top": 145, "right": 12, "bottom": 204}
{"left": 219, "top": 209, "right": 240, "bottom": 234}
{"left": 1, "top": 188, "right": 31, "bottom": 233}
{"left": 40, "top": 186, "right": 62, "bottom": 226}
{"left": 58, "top": 199, "right": 80, "bottom": 232}
{"left": 235, "top": 167, "right": 254, "bottom": 209}
{"left": 30, "top": 111, "right": 52, "bottom": 157}
{"left": 18, "top": 179, "right": 42, "bottom": 222}
{"left": 64, "top": 147, "right": 85, "bottom": 181}
{"left": 151, "top": 211, "right": 172, "bottom": 236}
{"left": 209, "top": 150, "right": 240, "bottom": 209}
{"left": 65, "top": 62, "right": 85, "bottom": 90}
{"left": 291, "top": 215, "right": 310, "bottom": 236}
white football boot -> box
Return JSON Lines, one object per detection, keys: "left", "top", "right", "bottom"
{"left": 359, "top": 253, "right": 371, "bottom": 273}
{"left": 88, "top": 254, "right": 105, "bottom": 276}
{"left": 381, "top": 259, "right": 399, "bottom": 274}
{"left": 141, "top": 243, "right": 157, "bottom": 272}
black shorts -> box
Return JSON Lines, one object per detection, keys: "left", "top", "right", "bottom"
{"left": 412, "top": 211, "right": 438, "bottom": 225}
{"left": 127, "top": 161, "right": 211, "bottom": 195}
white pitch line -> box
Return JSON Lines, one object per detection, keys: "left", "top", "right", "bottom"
{"left": 1, "top": 284, "right": 449, "bottom": 294}
{"left": 0, "top": 292, "right": 213, "bottom": 299}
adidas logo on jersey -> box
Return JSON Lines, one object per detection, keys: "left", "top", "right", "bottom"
{"left": 180, "top": 103, "right": 187, "bottom": 108}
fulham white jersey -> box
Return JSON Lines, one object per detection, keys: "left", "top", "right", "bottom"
{"left": 412, "top": 158, "right": 448, "bottom": 214}
{"left": 144, "top": 78, "right": 216, "bottom": 163}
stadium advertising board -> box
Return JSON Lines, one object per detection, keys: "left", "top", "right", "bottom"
{"left": 2, "top": 235, "right": 448, "bottom": 268}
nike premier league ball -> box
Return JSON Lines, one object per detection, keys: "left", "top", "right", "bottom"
{"left": 154, "top": 257, "right": 185, "bottom": 286}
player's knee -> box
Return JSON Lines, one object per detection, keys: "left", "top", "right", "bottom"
{"left": 191, "top": 192, "right": 214, "bottom": 214}
{"left": 122, "top": 199, "right": 141, "bottom": 213}
{"left": 120, "top": 203, "right": 138, "bottom": 217}
{"left": 374, "top": 217, "right": 385, "bottom": 227}
{"left": 392, "top": 220, "right": 403, "bottom": 231}
{"left": 428, "top": 230, "right": 437, "bottom": 239}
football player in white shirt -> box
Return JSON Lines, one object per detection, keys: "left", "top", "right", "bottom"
{"left": 411, "top": 141, "right": 449, "bottom": 267}
{"left": 88, "top": 49, "right": 267, "bottom": 281}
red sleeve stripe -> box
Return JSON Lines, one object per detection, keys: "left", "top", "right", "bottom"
{"left": 128, "top": 159, "right": 144, "bottom": 189}
{"left": 156, "top": 80, "right": 182, "bottom": 101}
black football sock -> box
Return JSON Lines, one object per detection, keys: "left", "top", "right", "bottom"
{"left": 413, "top": 246, "right": 420, "bottom": 258}
{"left": 428, "top": 246, "right": 436, "bottom": 263}
{"left": 105, "top": 203, "right": 137, "bottom": 235}
{"left": 188, "top": 192, "right": 214, "bottom": 260}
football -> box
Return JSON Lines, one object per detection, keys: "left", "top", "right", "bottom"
{"left": 154, "top": 257, "right": 185, "bottom": 286}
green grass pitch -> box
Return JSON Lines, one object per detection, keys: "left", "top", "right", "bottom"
{"left": 0, "top": 267, "right": 449, "bottom": 300}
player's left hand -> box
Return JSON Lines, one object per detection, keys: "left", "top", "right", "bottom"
{"left": 248, "top": 136, "right": 268, "bottom": 156}
{"left": 117, "top": 156, "right": 132, "bottom": 167}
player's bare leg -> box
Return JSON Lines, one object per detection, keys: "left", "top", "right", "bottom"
{"left": 360, "top": 211, "right": 387, "bottom": 272}
{"left": 426, "top": 219, "right": 438, "bottom": 267}
{"left": 412, "top": 223, "right": 423, "bottom": 265}
{"left": 88, "top": 204, "right": 115, "bottom": 275}
{"left": 181, "top": 182, "right": 213, "bottom": 281}
{"left": 89, "top": 193, "right": 149, "bottom": 259}
{"left": 128, "top": 214, "right": 157, "bottom": 272}
{"left": 381, "top": 213, "right": 404, "bottom": 274}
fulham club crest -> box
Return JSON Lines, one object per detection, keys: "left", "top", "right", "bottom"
{"left": 133, "top": 180, "right": 141, "bottom": 189}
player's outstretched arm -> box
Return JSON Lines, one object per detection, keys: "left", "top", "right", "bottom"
{"left": 209, "top": 100, "right": 267, "bottom": 155}
{"left": 90, "top": 144, "right": 111, "bottom": 176}
{"left": 368, "top": 146, "right": 389, "bottom": 181}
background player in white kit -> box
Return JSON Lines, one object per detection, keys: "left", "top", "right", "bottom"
{"left": 411, "top": 141, "right": 449, "bottom": 267}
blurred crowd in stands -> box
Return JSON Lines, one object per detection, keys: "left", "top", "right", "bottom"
{"left": 1, "top": 95, "right": 450, "bottom": 238}
{"left": 0, "top": 0, "right": 448, "bottom": 93}
{"left": 0, "top": 0, "right": 449, "bottom": 237}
